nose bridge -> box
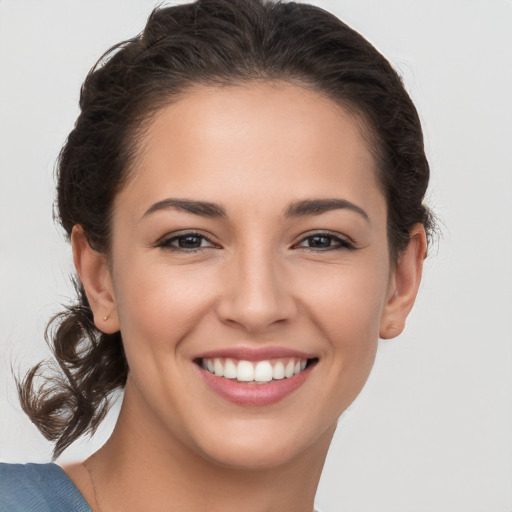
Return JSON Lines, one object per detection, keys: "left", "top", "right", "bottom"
{"left": 217, "top": 238, "right": 295, "bottom": 333}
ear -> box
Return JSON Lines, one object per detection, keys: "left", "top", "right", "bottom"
{"left": 379, "top": 224, "right": 427, "bottom": 340}
{"left": 71, "top": 225, "right": 120, "bottom": 334}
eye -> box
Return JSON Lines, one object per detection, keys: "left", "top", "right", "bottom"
{"left": 156, "top": 232, "right": 218, "bottom": 251}
{"left": 295, "top": 231, "right": 355, "bottom": 251}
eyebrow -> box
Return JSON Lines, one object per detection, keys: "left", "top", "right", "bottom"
{"left": 285, "top": 198, "right": 370, "bottom": 223}
{"left": 141, "top": 197, "right": 369, "bottom": 223}
{"left": 142, "top": 198, "right": 227, "bottom": 219}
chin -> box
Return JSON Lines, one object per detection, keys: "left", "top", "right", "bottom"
{"left": 200, "top": 440, "right": 307, "bottom": 471}
{"left": 189, "top": 415, "right": 335, "bottom": 471}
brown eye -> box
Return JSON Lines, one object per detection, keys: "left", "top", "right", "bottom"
{"left": 305, "top": 235, "right": 334, "bottom": 248}
{"left": 175, "top": 235, "right": 205, "bottom": 249}
{"left": 296, "top": 232, "right": 355, "bottom": 251}
{"left": 157, "top": 232, "right": 217, "bottom": 251}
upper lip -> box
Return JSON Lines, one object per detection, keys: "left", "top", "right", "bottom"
{"left": 195, "top": 346, "right": 317, "bottom": 362}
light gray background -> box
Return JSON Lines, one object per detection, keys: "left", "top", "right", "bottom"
{"left": 1, "top": 1, "right": 511, "bottom": 511}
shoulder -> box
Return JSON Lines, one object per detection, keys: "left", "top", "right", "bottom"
{"left": 0, "top": 463, "right": 91, "bottom": 512}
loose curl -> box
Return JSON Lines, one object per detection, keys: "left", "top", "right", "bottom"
{"left": 18, "top": 0, "right": 434, "bottom": 458}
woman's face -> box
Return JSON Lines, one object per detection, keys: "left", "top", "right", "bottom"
{"left": 102, "top": 83, "right": 398, "bottom": 468}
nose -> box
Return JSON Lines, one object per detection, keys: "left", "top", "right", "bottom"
{"left": 215, "top": 245, "right": 297, "bottom": 334}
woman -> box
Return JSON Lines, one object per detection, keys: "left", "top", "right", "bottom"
{"left": 1, "top": 0, "right": 433, "bottom": 510}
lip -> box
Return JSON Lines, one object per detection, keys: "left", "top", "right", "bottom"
{"left": 195, "top": 346, "right": 316, "bottom": 362}
{"left": 195, "top": 348, "right": 317, "bottom": 406}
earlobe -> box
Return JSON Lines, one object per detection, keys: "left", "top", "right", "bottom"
{"left": 379, "top": 224, "right": 427, "bottom": 340}
{"left": 71, "top": 225, "right": 120, "bottom": 334}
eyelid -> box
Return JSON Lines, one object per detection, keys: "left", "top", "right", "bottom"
{"left": 293, "top": 230, "right": 357, "bottom": 251}
{"left": 153, "top": 230, "right": 220, "bottom": 250}
{"left": 152, "top": 229, "right": 356, "bottom": 252}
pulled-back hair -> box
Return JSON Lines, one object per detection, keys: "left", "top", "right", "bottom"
{"left": 18, "top": 0, "right": 434, "bottom": 458}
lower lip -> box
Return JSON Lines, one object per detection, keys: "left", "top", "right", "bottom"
{"left": 198, "top": 363, "right": 314, "bottom": 406}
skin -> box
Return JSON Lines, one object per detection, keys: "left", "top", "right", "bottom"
{"left": 64, "top": 82, "right": 426, "bottom": 512}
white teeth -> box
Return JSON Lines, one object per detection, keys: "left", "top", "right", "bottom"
{"left": 254, "top": 361, "right": 273, "bottom": 382}
{"left": 237, "top": 360, "right": 254, "bottom": 382}
{"left": 214, "top": 358, "right": 224, "bottom": 377}
{"left": 273, "top": 362, "right": 285, "bottom": 380}
{"left": 202, "top": 357, "right": 310, "bottom": 382}
{"left": 284, "top": 360, "right": 295, "bottom": 378}
{"left": 224, "top": 358, "right": 237, "bottom": 379}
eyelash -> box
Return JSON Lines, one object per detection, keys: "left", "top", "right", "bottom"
{"left": 294, "top": 231, "right": 356, "bottom": 252}
{"left": 155, "top": 230, "right": 356, "bottom": 253}
{"left": 155, "top": 232, "right": 218, "bottom": 252}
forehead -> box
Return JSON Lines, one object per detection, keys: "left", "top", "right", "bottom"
{"left": 120, "top": 82, "right": 384, "bottom": 220}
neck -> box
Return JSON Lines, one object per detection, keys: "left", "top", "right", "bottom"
{"left": 82, "top": 380, "right": 333, "bottom": 512}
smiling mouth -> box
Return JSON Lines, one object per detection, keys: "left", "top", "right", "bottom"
{"left": 196, "top": 357, "right": 318, "bottom": 384}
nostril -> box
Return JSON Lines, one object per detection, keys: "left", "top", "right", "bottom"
{"left": 215, "top": 273, "right": 298, "bottom": 333}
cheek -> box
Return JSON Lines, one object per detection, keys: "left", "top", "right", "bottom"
{"left": 300, "top": 260, "right": 389, "bottom": 339}
{"left": 297, "top": 260, "right": 389, "bottom": 392}
{"left": 112, "top": 258, "right": 219, "bottom": 356}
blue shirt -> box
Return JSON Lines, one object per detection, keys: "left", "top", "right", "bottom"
{"left": 0, "top": 463, "right": 91, "bottom": 512}
{"left": 0, "top": 462, "right": 324, "bottom": 511}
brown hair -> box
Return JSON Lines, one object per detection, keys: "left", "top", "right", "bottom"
{"left": 18, "top": 0, "right": 434, "bottom": 458}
